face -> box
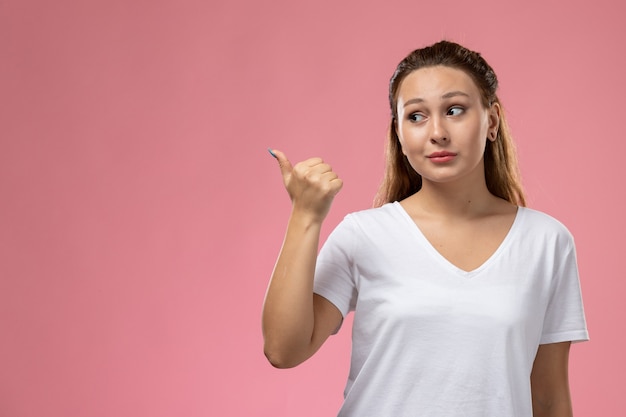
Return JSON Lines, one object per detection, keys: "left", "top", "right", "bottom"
{"left": 395, "top": 65, "right": 499, "bottom": 187}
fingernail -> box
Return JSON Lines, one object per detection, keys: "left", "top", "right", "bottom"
{"left": 267, "top": 148, "right": 277, "bottom": 158}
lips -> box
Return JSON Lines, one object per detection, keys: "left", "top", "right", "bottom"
{"left": 428, "top": 151, "right": 457, "bottom": 158}
{"left": 427, "top": 151, "right": 457, "bottom": 163}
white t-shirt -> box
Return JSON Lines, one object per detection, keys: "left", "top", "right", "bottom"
{"left": 314, "top": 202, "right": 588, "bottom": 417}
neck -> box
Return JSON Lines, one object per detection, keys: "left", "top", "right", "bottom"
{"left": 408, "top": 172, "right": 501, "bottom": 219}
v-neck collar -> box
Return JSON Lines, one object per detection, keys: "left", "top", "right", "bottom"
{"left": 392, "top": 201, "right": 524, "bottom": 277}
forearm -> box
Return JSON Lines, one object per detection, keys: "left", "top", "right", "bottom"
{"left": 532, "top": 401, "right": 573, "bottom": 417}
{"left": 262, "top": 210, "right": 322, "bottom": 367}
{"left": 532, "top": 389, "right": 573, "bottom": 417}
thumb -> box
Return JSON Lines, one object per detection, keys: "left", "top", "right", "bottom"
{"left": 268, "top": 149, "right": 293, "bottom": 179}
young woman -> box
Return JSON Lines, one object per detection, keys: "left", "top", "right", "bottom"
{"left": 262, "top": 41, "right": 588, "bottom": 417}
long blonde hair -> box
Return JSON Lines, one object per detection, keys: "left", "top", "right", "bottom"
{"left": 374, "top": 41, "right": 526, "bottom": 207}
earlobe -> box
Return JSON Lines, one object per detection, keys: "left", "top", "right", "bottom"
{"left": 488, "top": 102, "right": 501, "bottom": 142}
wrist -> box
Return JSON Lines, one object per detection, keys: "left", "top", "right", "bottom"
{"left": 289, "top": 207, "right": 325, "bottom": 230}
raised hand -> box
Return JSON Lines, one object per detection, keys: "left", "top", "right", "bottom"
{"left": 270, "top": 149, "right": 343, "bottom": 223}
{"left": 263, "top": 149, "right": 345, "bottom": 368}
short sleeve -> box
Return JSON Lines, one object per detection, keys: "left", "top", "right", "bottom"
{"left": 540, "top": 240, "right": 589, "bottom": 344}
{"left": 314, "top": 215, "right": 359, "bottom": 321}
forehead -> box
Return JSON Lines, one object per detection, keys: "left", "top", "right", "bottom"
{"left": 397, "top": 66, "right": 481, "bottom": 102}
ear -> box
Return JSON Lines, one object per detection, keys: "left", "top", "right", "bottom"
{"left": 488, "top": 102, "right": 501, "bottom": 142}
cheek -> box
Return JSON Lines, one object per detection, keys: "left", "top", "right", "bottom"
{"left": 478, "top": 114, "right": 491, "bottom": 137}
{"left": 397, "top": 123, "right": 423, "bottom": 148}
{"left": 395, "top": 124, "right": 407, "bottom": 155}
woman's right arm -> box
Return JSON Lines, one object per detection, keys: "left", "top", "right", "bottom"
{"left": 262, "top": 150, "right": 344, "bottom": 369}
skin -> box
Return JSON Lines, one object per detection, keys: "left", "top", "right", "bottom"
{"left": 395, "top": 66, "right": 516, "bottom": 272}
{"left": 263, "top": 65, "right": 574, "bottom": 415}
{"left": 262, "top": 153, "right": 343, "bottom": 368}
{"left": 531, "top": 342, "right": 573, "bottom": 417}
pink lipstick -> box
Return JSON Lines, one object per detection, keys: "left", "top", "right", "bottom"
{"left": 427, "top": 151, "right": 457, "bottom": 163}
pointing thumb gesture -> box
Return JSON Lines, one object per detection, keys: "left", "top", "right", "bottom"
{"left": 268, "top": 148, "right": 293, "bottom": 185}
{"left": 268, "top": 148, "right": 343, "bottom": 222}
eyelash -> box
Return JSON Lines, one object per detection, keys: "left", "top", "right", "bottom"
{"left": 408, "top": 113, "right": 425, "bottom": 122}
{"left": 447, "top": 106, "right": 465, "bottom": 116}
{"left": 408, "top": 106, "right": 465, "bottom": 122}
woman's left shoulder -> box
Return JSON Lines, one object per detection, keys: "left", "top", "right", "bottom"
{"left": 517, "top": 207, "right": 575, "bottom": 242}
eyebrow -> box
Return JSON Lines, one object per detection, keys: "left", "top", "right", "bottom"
{"left": 402, "top": 91, "right": 470, "bottom": 107}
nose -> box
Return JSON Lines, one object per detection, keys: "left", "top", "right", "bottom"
{"left": 430, "top": 115, "right": 448, "bottom": 144}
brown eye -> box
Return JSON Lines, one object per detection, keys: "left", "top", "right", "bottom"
{"left": 409, "top": 113, "right": 425, "bottom": 122}
{"left": 447, "top": 106, "right": 464, "bottom": 116}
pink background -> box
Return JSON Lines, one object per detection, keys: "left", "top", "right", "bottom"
{"left": 1, "top": 0, "right": 623, "bottom": 415}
